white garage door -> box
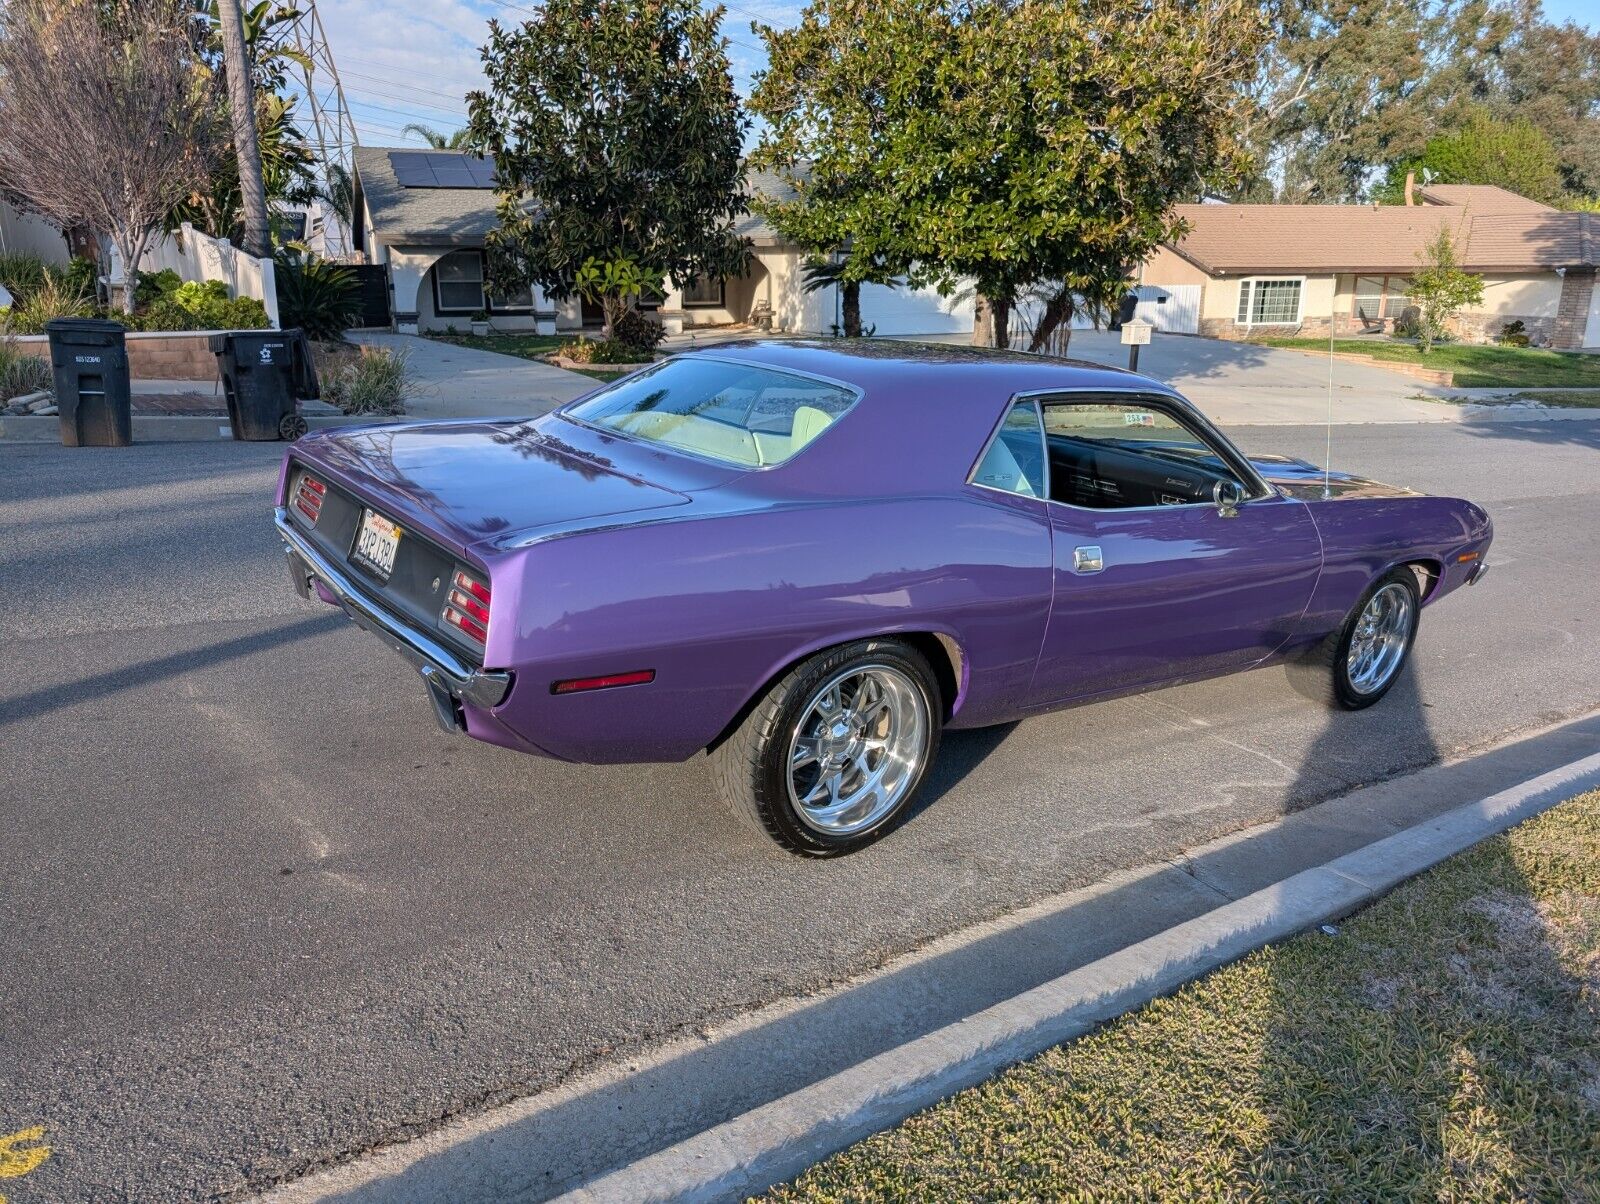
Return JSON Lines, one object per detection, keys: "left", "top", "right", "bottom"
{"left": 856, "top": 281, "right": 974, "bottom": 336}
{"left": 1132, "top": 284, "right": 1200, "bottom": 334}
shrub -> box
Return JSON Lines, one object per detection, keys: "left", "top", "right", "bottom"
{"left": 560, "top": 334, "right": 650, "bottom": 364}
{"left": 0, "top": 252, "right": 50, "bottom": 302}
{"left": 0, "top": 335, "right": 53, "bottom": 399}
{"left": 0, "top": 272, "right": 96, "bottom": 333}
{"left": 131, "top": 279, "right": 268, "bottom": 331}
{"left": 323, "top": 345, "right": 409, "bottom": 415}
{"left": 613, "top": 309, "right": 665, "bottom": 356}
{"left": 275, "top": 255, "right": 360, "bottom": 340}
{"left": 133, "top": 268, "right": 184, "bottom": 309}
{"left": 1498, "top": 319, "right": 1531, "bottom": 347}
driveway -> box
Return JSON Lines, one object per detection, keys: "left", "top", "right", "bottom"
{"left": 353, "top": 332, "right": 594, "bottom": 419}
{"left": 1056, "top": 330, "right": 1455, "bottom": 424}
{"left": 3, "top": 417, "right": 1598, "bottom": 1201}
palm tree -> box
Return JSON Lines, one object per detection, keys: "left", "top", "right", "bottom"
{"left": 402, "top": 123, "right": 472, "bottom": 150}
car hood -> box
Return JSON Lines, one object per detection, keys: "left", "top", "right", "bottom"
{"left": 1248, "top": 453, "right": 1421, "bottom": 501}
{"left": 295, "top": 418, "right": 692, "bottom": 554}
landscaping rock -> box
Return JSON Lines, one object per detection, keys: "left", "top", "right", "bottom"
{"left": 35, "top": 404, "right": 58, "bottom": 416}
{"left": 9, "top": 390, "right": 50, "bottom": 409}
{"left": 25, "top": 396, "right": 56, "bottom": 414}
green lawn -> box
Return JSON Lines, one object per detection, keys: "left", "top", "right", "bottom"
{"left": 424, "top": 332, "right": 565, "bottom": 359}
{"left": 1253, "top": 337, "right": 1600, "bottom": 388}
{"left": 762, "top": 791, "right": 1600, "bottom": 1202}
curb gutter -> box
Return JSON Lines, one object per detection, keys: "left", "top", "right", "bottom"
{"left": 0, "top": 414, "right": 401, "bottom": 443}
{"left": 560, "top": 748, "right": 1600, "bottom": 1203}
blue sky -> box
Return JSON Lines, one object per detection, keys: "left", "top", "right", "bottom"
{"left": 315, "top": 0, "right": 1595, "bottom": 149}
{"left": 316, "top": 0, "right": 798, "bottom": 147}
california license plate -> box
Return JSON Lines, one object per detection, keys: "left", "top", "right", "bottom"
{"left": 352, "top": 509, "right": 403, "bottom": 579}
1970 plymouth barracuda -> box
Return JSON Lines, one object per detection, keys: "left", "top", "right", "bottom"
{"left": 276, "top": 340, "right": 1492, "bottom": 855}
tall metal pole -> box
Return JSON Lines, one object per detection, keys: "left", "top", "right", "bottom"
{"left": 218, "top": 0, "right": 271, "bottom": 258}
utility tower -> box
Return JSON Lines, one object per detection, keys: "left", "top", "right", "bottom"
{"left": 278, "top": 0, "right": 360, "bottom": 256}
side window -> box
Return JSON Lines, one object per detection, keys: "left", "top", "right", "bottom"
{"left": 972, "top": 401, "right": 1046, "bottom": 499}
{"left": 1040, "top": 401, "right": 1245, "bottom": 510}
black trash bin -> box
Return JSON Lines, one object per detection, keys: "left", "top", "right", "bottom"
{"left": 210, "top": 328, "right": 318, "bottom": 441}
{"left": 45, "top": 318, "right": 132, "bottom": 447}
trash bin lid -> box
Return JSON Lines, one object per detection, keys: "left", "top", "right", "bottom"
{"left": 44, "top": 317, "right": 128, "bottom": 343}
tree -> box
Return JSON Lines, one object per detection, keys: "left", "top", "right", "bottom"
{"left": 748, "top": 6, "right": 919, "bottom": 337}
{"left": 218, "top": 0, "right": 271, "bottom": 257}
{"left": 1408, "top": 226, "right": 1484, "bottom": 353}
{"left": 0, "top": 0, "right": 221, "bottom": 311}
{"left": 771, "top": 0, "right": 1263, "bottom": 350}
{"left": 401, "top": 124, "right": 472, "bottom": 150}
{"left": 465, "top": 0, "right": 750, "bottom": 335}
{"left": 1375, "top": 108, "right": 1564, "bottom": 205}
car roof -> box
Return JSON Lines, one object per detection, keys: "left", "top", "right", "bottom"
{"left": 675, "top": 338, "right": 1181, "bottom": 400}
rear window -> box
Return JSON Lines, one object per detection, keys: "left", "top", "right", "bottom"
{"left": 564, "top": 357, "right": 858, "bottom": 467}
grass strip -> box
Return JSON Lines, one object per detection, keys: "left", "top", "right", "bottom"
{"left": 1254, "top": 338, "right": 1600, "bottom": 389}
{"left": 763, "top": 791, "right": 1600, "bottom": 1202}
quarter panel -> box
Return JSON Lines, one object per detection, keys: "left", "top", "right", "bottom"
{"left": 488, "top": 494, "right": 1054, "bottom": 763}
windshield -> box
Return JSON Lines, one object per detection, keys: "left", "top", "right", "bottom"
{"left": 564, "top": 358, "right": 859, "bottom": 468}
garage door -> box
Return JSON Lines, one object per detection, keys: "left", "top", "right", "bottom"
{"left": 856, "top": 281, "right": 974, "bottom": 336}
{"left": 1132, "top": 284, "right": 1200, "bottom": 334}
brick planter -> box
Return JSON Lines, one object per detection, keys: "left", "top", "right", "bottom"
{"left": 6, "top": 330, "right": 230, "bottom": 381}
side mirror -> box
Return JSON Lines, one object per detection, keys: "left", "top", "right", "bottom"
{"left": 1213, "top": 478, "right": 1245, "bottom": 518}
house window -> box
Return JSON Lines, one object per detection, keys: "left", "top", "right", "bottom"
{"left": 489, "top": 279, "right": 534, "bottom": 314}
{"left": 1353, "top": 275, "right": 1410, "bottom": 321}
{"left": 1236, "top": 278, "right": 1303, "bottom": 325}
{"left": 681, "top": 275, "right": 725, "bottom": 308}
{"left": 433, "top": 251, "right": 486, "bottom": 314}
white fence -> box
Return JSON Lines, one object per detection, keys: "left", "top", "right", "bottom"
{"left": 115, "top": 223, "right": 279, "bottom": 327}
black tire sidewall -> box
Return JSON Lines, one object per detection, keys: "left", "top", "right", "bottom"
{"left": 755, "top": 640, "right": 941, "bottom": 856}
{"left": 1332, "top": 568, "right": 1421, "bottom": 709}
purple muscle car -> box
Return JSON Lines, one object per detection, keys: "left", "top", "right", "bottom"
{"left": 275, "top": 340, "right": 1492, "bottom": 855}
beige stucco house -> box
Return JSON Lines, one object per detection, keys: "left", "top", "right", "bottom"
{"left": 350, "top": 146, "right": 971, "bottom": 338}
{"left": 1140, "top": 184, "right": 1598, "bottom": 350}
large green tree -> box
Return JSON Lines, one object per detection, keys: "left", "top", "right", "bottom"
{"left": 748, "top": 3, "right": 924, "bottom": 338}
{"left": 1242, "top": 0, "right": 1600, "bottom": 203}
{"left": 1374, "top": 108, "right": 1563, "bottom": 204}
{"left": 466, "top": 0, "right": 750, "bottom": 333}
{"left": 757, "top": 0, "right": 1264, "bottom": 349}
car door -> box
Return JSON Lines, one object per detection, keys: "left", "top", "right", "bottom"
{"left": 1025, "top": 394, "right": 1322, "bottom": 707}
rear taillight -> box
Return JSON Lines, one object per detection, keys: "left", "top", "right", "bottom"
{"left": 293, "top": 472, "right": 326, "bottom": 525}
{"left": 443, "top": 568, "right": 490, "bottom": 644}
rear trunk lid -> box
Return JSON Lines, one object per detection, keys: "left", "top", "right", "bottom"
{"left": 293, "top": 417, "right": 694, "bottom": 556}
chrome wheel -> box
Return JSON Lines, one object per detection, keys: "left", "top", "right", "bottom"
{"left": 786, "top": 663, "right": 930, "bottom": 837}
{"left": 1345, "top": 582, "right": 1415, "bottom": 695}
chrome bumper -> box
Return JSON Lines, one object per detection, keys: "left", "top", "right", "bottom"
{"left": 274, "top": 506, "right": 511, "bottom": 711}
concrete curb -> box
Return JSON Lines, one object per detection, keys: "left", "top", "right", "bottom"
{"left": 557, "top": 748, "right": 1600, "bottom": 1203}
{"left": 0, "top": 413, "right": 401, "bottom": 443}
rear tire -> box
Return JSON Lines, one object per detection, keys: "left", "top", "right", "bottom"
{"left": 1293, "top": 567, "right": 1420, "bottom": 710}
{"left": 709, "top": 639, "right": 942, "bottom": 856}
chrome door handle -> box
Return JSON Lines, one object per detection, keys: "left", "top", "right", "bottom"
{"left": 1073, "top": 545, "right": 1104, "bottom": 574}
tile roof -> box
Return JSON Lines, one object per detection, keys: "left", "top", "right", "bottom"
{"left": 1168, "top": 197, "right": 1595, "bottom": 274}
{"left": 1416, "top": 184, "right": 1557, "bottom": 215}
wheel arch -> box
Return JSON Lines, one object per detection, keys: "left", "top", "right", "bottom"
{"left": 705, "top": 628, "right": 967, "bottom": 755}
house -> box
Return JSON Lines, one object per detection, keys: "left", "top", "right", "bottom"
{"left": 1139, "top": 184, "right": 1599, "bottom": 349}
{"left": 349, "top": 146, "right": 971, "bottom": 337}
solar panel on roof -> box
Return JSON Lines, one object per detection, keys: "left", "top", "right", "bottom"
{"left": 386, "top": 150, "right": 497, "bottom": 189}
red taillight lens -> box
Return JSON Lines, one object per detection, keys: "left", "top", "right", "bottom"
{"left": 443, "top": 568, "right": 490, "bottom": 644}
{"left": 293, "top": 472, "right": 326, "bottom": 524}
{"left": 551, "top": 669, "right": 655, "bottom": 695}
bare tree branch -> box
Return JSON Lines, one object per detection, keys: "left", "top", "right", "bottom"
{"left": 0, "top": 0, "right": 222, "bottom": 310}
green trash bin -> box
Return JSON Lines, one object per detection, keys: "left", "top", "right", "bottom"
{"left": 45, "top": 318, "right": 132, "bottom": 447}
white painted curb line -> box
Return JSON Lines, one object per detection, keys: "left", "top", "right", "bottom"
{"left": 559, "top": 748, "right": 1600, "bottom": 1203}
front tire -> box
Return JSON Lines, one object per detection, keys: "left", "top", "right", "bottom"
{"left": 1299, "top": 567, "right": 1421, "bottom": 710}
{"left": 709, "top": 639, "right": 942, "bottom": 856}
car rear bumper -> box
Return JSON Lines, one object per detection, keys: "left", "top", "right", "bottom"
{"left": 274, "top": 506, "right": 511, "bottom": 715}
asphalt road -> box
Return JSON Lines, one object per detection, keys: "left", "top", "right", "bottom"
{"left": 2, "top": 415, "right": 1598, "bottom": 1202}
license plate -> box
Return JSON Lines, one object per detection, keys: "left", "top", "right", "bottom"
{"left": 352, "top": 509, "right": 403, "bottom": 579}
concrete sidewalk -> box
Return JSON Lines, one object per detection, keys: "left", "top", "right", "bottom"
{"left": 353, "top": 332, "right": 595, "bottom": 420}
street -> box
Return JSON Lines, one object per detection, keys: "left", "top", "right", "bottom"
{"left": 2, "top": 415, "right": 1598, "bottom": 1201}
